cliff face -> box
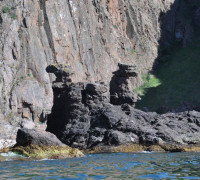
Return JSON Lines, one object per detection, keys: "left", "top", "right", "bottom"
{"left": 0, "top": 0, "right": 178, "bottom": 124}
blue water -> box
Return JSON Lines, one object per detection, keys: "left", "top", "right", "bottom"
{"left": 0, "top": 152, "right": 200, "bottom": 179}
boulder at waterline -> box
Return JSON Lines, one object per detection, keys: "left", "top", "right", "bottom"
{"left": 10, "top": 128, "right": 84, "bottom": 159}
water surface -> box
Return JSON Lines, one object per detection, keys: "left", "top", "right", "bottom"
{"left": 0, "top": 152, "right": 200, "bottom": 179}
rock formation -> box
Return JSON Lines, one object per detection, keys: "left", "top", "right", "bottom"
{"left": 3, "top": 128, "right": 84, "bottom": 159}
{"left": 110, "top": 63, "right": 138, "bottom": 106}
{"left": 0, "top": 0, "right": 200, "bottom": 150}
{"left": 47, "top": 64, "right": 200, "bottom": 152}
{"left": 0, "top": 0, "right": 181, "bottom": 124}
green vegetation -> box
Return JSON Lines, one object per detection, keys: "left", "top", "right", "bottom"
{"left": 27, "top": 72, "right": 32, "bottom": 77}
{"left": 135, "top": 29, "right": 200, "bottom": 112}
{"left": 10, "top": 12, "right": 17, "bottom": 19}
{"left": 20, "top": 76, "right": 25, "bottom": 80}
{"left": 2, "top": 6, "right": 17, "bottom": 19}
{"left": 113, "top": 25, "right": 117, "bottom": 29}
{"left": 18, "top": 29, "right": 22, "bottom": 39}
{"left": 2, "top": 6, "right": 10, "bottom": 13}
{"left": 134, "top": 73, "right": 161, "bottom": 96}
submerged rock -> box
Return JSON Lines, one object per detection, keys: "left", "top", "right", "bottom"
{"left": 10, "top": 128, "right": 84, "bottom": 159}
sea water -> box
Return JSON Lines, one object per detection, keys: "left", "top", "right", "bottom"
{"left": 0, "top": 152, "right": 200, "bottom": 179}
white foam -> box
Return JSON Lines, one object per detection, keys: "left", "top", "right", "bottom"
{"left": 141, "top": 151, "right": 153, "bottom": 153}
{"left": 0, "top": 152, "right": 23, "bottom": 157}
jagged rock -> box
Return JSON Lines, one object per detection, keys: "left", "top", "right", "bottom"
{"left": 0, "top": 0, "right": 199, "bottom": 151}
{"left": 110, "top": 63, "right": 139, "bottom": 106}
{"left": 0, "top": 0, "right": 185, "bottom": 126}
{"left": 46, "top": 65, "right": 73, "bottom": 83}
{"left": 47, "top": 64, "right": 200, "bottom": 152}
{"left": 1, "top": 0, "right": 200, "bottom": 152}
{"left": 0, "top": 139, "right": 16, "bottom": 150}
{"left": 20, "top": 120, "right": 35, "bottom": 129}
{"left": 113, "top": 63, "right": 137, "bottom": 77}
{"left": 10, "top": 128, "right": 84, "bottom": 159}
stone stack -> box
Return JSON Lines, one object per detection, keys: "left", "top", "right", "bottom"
{"left": 46, "top": 64, "right": 200, "bottom": 152}
{"left": 110, "top": 63, "right": 139, "bottom": 106}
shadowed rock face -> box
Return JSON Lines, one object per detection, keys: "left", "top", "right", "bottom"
{"left": 47, "top": 64, "right": 200, "bottom": 151}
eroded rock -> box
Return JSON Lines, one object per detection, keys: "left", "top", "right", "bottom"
{"left": 47, "top": 64, "right": 200, "bottom": 152}
{"left": 0, "top": 0, "right": 184, "bottom": 127}
{"left": 1, "top": 0, "right": 200, "bottom": 152}
{"left": 110, "top": 63, "right": 139, "bottom": 106}
{"left": 10, "top": 128, "right": 84, "bottom": 159}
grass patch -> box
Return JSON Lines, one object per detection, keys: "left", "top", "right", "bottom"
{"left": 2, "top": 6, "right": 17, "bottom": 19}
{"left": 136, "top": 28, "right": 200, "bottom": 112}
{"left": 134, "top": 73, "right": 161, "bottom": 96}
{"left": 2, "top": 6, "right": 10, "bottom": 13}
{"left": 10, "top": 12, "right": 17, "bottom": 19}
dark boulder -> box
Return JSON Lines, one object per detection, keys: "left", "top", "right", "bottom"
{"left": 16, "top": 128, "right": 64, "bottom": 147}
{"left": 11, "top": 128, "right": 84, "bottom": 159}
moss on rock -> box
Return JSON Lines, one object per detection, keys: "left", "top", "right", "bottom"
{"left": 84, "top": 144, "right": 163, "bottom": 154}
{"left": 85, "top": 143, "right": 200, "bottom": 154}
{"left": 11, "top": 145, "right": 84, "bottom": 159}
{"left": 9, "top": 128, "right": 84, "bottom": 160}
{"left": 160, "top": 144, "right": 200, "bottom": 152}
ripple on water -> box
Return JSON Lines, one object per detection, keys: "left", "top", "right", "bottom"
{"left": 0, "top": 152, "right": 200, "bottom": 179}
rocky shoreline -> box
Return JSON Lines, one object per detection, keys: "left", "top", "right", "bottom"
{"left": 1, "top": 0, "right": 200, "bottom": 161}
{"left": 1, "top": 63, "right": 200, "bottom": 160}
{"left": 0, "top": 128, "right": 84, "bottom": 160}
{"left": 46, "top": 63, "right": 200, "bottom": 153}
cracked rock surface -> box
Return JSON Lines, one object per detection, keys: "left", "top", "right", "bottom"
{"left": 47, "top": 64, "right": 200, "bottom": 151}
